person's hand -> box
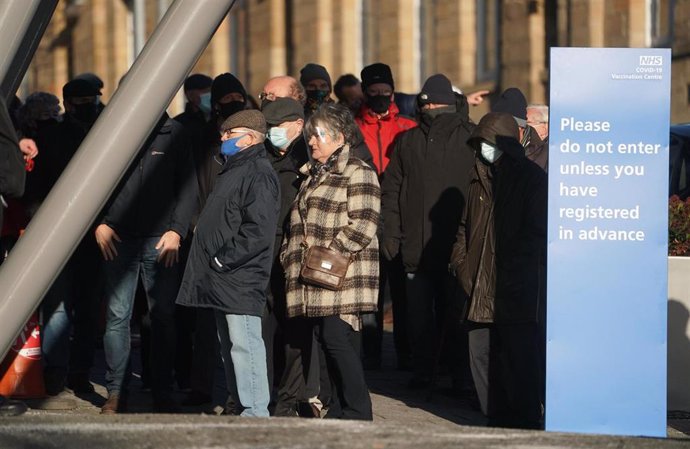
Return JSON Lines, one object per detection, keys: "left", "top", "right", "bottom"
{"left": 155, "top": 231, "right": 181, "bottom": 268}
{"left": 18, "top": 138, "right": 38, "bottom": 161}
{"left": 95, "top": 224, "right": 121, "bottom": 261}
{"left": 466, "top": 90, "right": 490, "bottom": 107}
{"left": 381, "top": 238, "right": 400, "bottom": 261}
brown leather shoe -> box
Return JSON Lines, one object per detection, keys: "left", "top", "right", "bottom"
{"left": 101, "top": 394, "right": 120, "bottom": 415}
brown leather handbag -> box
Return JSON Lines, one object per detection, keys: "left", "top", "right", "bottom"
{"left": 300, "top": 245, "right": 352, "bottom": 291}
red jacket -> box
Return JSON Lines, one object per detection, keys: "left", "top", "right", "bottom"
{"left": 355, "top": 102, "right": 416, "bottom": 175}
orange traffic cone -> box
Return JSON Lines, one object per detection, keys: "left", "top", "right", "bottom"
{"left": 0, "top": 313, "right": 46, "bottom": 398}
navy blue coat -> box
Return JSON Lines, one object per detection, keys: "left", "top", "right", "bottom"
{"left": 176, "top": 143, "right": 281, "bottom": 316}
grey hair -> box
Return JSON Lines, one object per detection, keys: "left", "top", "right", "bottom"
{"left": 527, "top": 103, "right": 549, "bottom": 123}
{"left": 249, "top": 130, "right": 266, "bottom": 142}
{"left": 304, "top": 103, "right": 359, "bottom": 147}
{"left": 290, "top": 79, "right": 307, "bottom": 106}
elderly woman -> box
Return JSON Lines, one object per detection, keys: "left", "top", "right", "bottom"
{"left": 281, "top": 103, "right": 380, "bottom": 420}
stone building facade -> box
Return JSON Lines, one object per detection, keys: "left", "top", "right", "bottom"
{"left": 24, "top": 0, "right": 690, "bottom": 122}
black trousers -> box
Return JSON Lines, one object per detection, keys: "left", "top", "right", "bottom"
{"left": 468, "top": 322, "right": 543, "bottom": 429}
{"left": 362, "top": 255, "right": 409, "bottom": 368}
{"left": 406, "top": 270, "right": 468, "bottom": 383}
{"left": 314, "top": 316, "right": 371, "bottom": 420}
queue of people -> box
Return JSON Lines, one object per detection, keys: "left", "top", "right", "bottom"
{"left": 0, "top": 62, "right": 551, "bottom": 429}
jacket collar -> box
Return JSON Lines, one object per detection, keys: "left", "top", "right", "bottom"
{"left": 357, "top": 102, "right": 402, "bottom": 125}
{"left": 299, "top": 144, "right": 351, "bottom": 177}
{"left": 221, "top": 143, "right": 266, "bottom": 173}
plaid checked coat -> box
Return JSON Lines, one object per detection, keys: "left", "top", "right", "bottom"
{"left": 281, "top": 145, "right": 380, "bottom": 318}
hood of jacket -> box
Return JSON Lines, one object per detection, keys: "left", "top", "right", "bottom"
{"left": 468, "top": 112, "right": 524, "bottom": 160}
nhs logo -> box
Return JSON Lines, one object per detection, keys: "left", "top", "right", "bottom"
{"left": 639, "top": 55, "right": 663, "bottom": 66}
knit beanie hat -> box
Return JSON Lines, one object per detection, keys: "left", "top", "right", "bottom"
{"left": 300, "top": 63, "right": 332, "bottom": 90}
{"left": 418, "top": 74, "right": 455, "bottom": 105}
{"left": 491, "top": 87, "right": 528, "bottom": 126}
{"left": 361, "top": 63, "right": 395, "bottom": 91}
{"left": 221, "top": 109, "right": 267, "bottom": 135}
{"left": 211, "top": 73, "right": 247, "bottom": 105}
{"left": 184, "top": 74, "right": 213, "bottom": 91}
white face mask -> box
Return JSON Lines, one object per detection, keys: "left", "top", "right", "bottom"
{"left": 480, "top": 141, "right": 503, "bottom": 164}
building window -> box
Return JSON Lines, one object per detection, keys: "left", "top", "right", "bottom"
{"left": 476, "top": 0, "right": 500, "bottom": 83}
{"left": 648, "top": 0, "right": 674, "bottom": 47}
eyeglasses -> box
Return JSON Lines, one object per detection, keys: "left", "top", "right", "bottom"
{"left": 258, "top": 91, "right": 276, "bottom": 101}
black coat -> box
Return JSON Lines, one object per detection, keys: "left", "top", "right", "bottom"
{"left": 381, "top": 95, "right": 476, "bottom": 272}
{"left": 265, "top": 136, "right": 309, "bottom": 312}
{"left": 0, "top": 96, "right": 24, "bottom": 228}
{"left": 24, "top": 116, "right": 87, "bottom": 219}
{"left": 102, "top": 117, "right": 198, "bottom": 239}
{"left": 176, "top": 144, "right": 281, "bottom": 316}
{"left": 265, "top": 136, "right": 309, "bottom": 254}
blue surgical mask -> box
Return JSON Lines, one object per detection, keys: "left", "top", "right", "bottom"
{"left": 268, "top": 127, "right": 290, "bottom": 149}
{"left": 199, "top": 92, "right": 212, "bottom": 116}
{"left": 220, "top": 134, "right": 247, "bottom": 157}
{"left": 480, "top": 141, "right": 502, "bottom": 164}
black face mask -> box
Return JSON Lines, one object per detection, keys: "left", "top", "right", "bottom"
{"left": 72, "top": 103, "right": 99, "bottom": 124}
{"left": 422, "top": 104, "right": 457, "bottom": 119}
{"left": 217, "top": 101, "right": 245, "bottom": 119}
{"left": 367, "top": 95, "right": 392, "bottom": 114}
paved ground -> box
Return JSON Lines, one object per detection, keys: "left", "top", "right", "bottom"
{"left": 2, "top": 331, "right": 689, "bottom": 448}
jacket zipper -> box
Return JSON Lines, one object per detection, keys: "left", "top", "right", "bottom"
{"left": 376, "top": 121, "right": 384, "bottom": 175}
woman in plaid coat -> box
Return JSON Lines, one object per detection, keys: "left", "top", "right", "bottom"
{"left": 281, "top": 103, "right": 380, "bottom": 420}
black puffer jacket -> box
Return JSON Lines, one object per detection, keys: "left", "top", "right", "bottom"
{"left": 176, "top": 144, "right": 281, "bottom": 316}
{"left": 381, "top": 93, "right": 476, "bottom": 272}
{"left": 102, "top": 116, "right": 198, "bottom": 239}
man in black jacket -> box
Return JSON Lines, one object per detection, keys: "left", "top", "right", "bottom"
{"left": 177, "top": 110, "right": 280, "bottom": 417}
{"left": 381, "top": 74, "right": 475, "bottom": 390}
{"left": 96, "top": 115, "right": 198, "bottom": 414}
{"left": 449, "top": 112, "right": 546, "bottom": 429}
{"left": 260, "top": 98, "right": 307, "bottom": 400}
{"left": 38, "top": 79, "right": 104, "bottom": 399}
{"left": 0, "top": 95, "right": 28, "bottom": 416}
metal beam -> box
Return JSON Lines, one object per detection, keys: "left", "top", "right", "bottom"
{"left": 0, "top": 0, "right": 237, "bottom": 360}
{"left": 0, "top": 0, "right": 58, "bottom": 101}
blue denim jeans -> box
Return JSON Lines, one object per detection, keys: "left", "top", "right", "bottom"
{"left": 102, "top": 237, "right": 179, "bottom": 397}
{"left": 215, "top": 312, "right": 269, "bottom": 417}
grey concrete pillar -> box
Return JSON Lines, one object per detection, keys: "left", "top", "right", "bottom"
{"left": 0, "top": 1, "right": 59, "bottom": 101}
{"left": 0, "top": 0, "right": 237, "bottom": 360}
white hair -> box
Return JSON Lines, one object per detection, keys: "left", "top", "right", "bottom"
{"left": 527, "top": 104, "right": 549, "bottom": 123}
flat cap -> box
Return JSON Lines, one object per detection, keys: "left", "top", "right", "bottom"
{"left": 262, "top": 97, "right": 304, "bottom": 125}
{"left": 221, "top": 109, "right": 266, "bottom": 135}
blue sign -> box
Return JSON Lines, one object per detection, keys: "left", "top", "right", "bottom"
{"left": 547, "top": 48, "right": 670, "bottom": 437}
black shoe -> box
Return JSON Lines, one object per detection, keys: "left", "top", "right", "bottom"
{"left": 66, "top": 372, "right": 95, "bottom": 394}
{"left": 181, "top": 390, "right": 211, "bottom": 406}
{"left": 44, "top": 370, "right": 66, "bottom": 396}
{"left": 0, "top": 396, "right": 27, "bottom": 416}
{"left": 153, "top": 395, "right": 181, "bottom": 414}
